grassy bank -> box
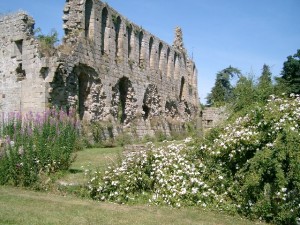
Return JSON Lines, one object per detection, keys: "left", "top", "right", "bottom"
{"left": 0, "top": 186, "right": 267, "bottom": 225}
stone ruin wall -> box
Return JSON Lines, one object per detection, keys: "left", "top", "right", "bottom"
{"left": 0, "top": 0, "right": 200, "bottom": 138}
{"left": 201, "top": 107, "right": 227, "bottom": 131}
{"left": 0, "top": 12, "right": 56, "bottom": 114}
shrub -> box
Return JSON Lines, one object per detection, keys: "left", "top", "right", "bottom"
{"left": 87, "top": 94, "right": 300, "bottom": 225}
{"left": 199, "top": 94, "right": 300, "bottom": 224}
{"left": 115, "top": 132, "right": 133, "bottom": 147}
{"left": 87, "top": 138, "right": 218, "bottom": 207}
{"left": 35, "top": 28, "right": 59, "bottom": 57}
{"left": 0, "top": 109, "right": 80, "bottom": 187}
{"left": 154, "top": 130, "right": 167, "bottom": 142}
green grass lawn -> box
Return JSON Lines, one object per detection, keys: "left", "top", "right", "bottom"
{"left": 0, "top": 146, "right": 269, "bottom": 225}
{"left": 0, "top": 186, "right": 267, "bottom": 225}
{"left": 58, "top": 147, "right": 122, "bottom": 185}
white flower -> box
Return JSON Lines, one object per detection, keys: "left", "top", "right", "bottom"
{"left": 111, "top": 181, "right": 119, "bottom": 186}
{"left": 191, "top": 187, "right": 199, "bottom": 194}
{"left": 180, "top": 188, "right": 187, "bottom": 195}
{"left": 266, "top": 143, "right": 273, "bottom": 148}
{"left": 281, "top": 187, "right": 287, "bottom": 192}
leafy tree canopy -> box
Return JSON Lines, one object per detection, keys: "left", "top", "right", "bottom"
{"left": 206, "top": 66, "right": 241, "bottom": 106}
{"left": 277, "top": 49, "right": 300, "bottom": 94}
{"left": 257, "top": 64, "right": 274, "bottom": 102}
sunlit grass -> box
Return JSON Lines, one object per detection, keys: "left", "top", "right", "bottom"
{"left": 58, "top": 147, "right": 122, "bottom": 185}
{"left": 0, "top": 186, "right": 267, "bottom": 225}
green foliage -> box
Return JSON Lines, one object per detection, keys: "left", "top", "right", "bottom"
{"left": 223, "top": 64, "right": 275, "bottom": 117}
{"left": 0, "top": 109, "right": 80, "bottom": 187}
{"left": 231, "top": 75, "right": 257, "bottom": 114}
{"left": 91, "top": 122, "right": 104, "bottom": 144}
{"left": 115, "top": 132, "right": 133, "bottom": 147}
{"left": 81, "top": 121, "right": 117, "bottom": 148}
{"left": 87, "top": 138, "right": 215, "bottom": 207}
{"left": 257, "top": 64, "right": 273, "bottom": 102}
{"left": 199, "top": 94, "right": 300, "bottom": 224}
{"left": 35, "top": 28, "right": 59, "bottom": 56}
{"left": 277, "top": 49, "right": 300, "bottom": 94}
{"left": 154, "top": 130, "right": 167, "bottom": 142}
{"left": 206, "top": 66, "right": 241, "bottom": 106}
{"left": 87, "top": 94, "right": 300, "bottom": 224}
{"left": 207, "top": 64, "right": 276, "bottom": 114}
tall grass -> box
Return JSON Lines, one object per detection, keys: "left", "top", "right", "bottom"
{"left": 0, "top": 109, "right": 80, "bottom": 187}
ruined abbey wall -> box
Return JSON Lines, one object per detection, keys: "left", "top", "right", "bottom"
{"left": 0, "top": 0, "right": 200, "bottom": 138}
{"left": 0, "top": 12, "right": 52, "bottom": 114}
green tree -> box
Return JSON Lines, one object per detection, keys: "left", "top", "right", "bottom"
{"left": 277, "top": 49, "right": 300, "bottom": 94}
{"left": 206, "top": 66, "right": 241, "bottom": 106}
{"left": 257, "top": 64, "right": 273, "bottom": 102}
{"left": 232, "top": 75, "right": 257, "bottom": 114}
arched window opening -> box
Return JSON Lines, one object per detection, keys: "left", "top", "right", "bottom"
{"left": 114, "top": 16, "right": 121, "bottom": 59}
{"left": 174, "top": 53, "right": 180, "bottom": 79}
{"left": 85, "top": 0, "right": 94, "bottom": 39}
{"left": 78, "top": 73, "right": 89, "bottom": 120}
{"left": 179, "top": 76, "right": 185, "bottom": 102}
{"left": 101, "top": 7, "right": 108, "bottom": 55}
{"left": 142, "top": 84, "right": 160, "bottom": 120}
{"left": 183, "top": 54, "right": 187, "bottom": 68}
{"left": 166, "top": 47, "right": 170, "bottom": 77}
{"left": 193, "top": 64, "right": 197, "bottom": 87}
{"left": 174, "top": 53, "right": 177, "bottom": 68}
{"left": 114, "top": 77, "right": 133, "bottom": 123}
{"left": 158, "top": 42, "right": 163, "bottom": 71}
{"left": 126, "top": 24, "right": 132, "bottom": 58}
{"left": 149, "top": 37, "right": 154, "bottom": 69}
{"left": 142, "top": 104, "right": 150, "bottom": 120}
{"left": 138, "top": 31, "right": 144, "bottom": 66}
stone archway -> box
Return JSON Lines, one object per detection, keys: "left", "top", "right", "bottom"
{"left": 49, "top": 66, "right": 68, "bottom": 110}
{"left": 111, "top": 77, "right": 137, "bottom": 124}
{"left": 142, "top": 84, "right": 161, "bottom": 120}
{"left": 66, "top": 64, "right": 105, "bottom": 122}
{"left": 165, "top": 100, "right": 179, "bottom": 118}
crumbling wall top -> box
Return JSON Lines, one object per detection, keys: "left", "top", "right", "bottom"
{"left": 173, "top": 27, "right": 187, "bottom": 54}
{"left": 0, "top": 11, "right": 35, "bottom": 40}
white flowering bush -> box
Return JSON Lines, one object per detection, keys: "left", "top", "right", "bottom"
{"left": 88, "top": 94, "right": 300, "bottom": 225}
{"left": 88, "top": 138, "right": 222, "bottom": 207}
{"left": 199, "top": 94, "right": 300, "bottom": 224}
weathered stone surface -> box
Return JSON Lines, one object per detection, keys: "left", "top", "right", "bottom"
{"left": 201, "top": 107, "right": 227, "bottom": 130}
{"left": 0, "top": 0, "right": 201, "bottom": 138}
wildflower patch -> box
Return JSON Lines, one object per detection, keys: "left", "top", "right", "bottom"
{"left": 0, "top": 109, "right": 80, "bottom": 187}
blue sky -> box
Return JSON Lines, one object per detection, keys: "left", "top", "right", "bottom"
{"left": 1, "top": 0, "right": 299, "bottom": 103}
